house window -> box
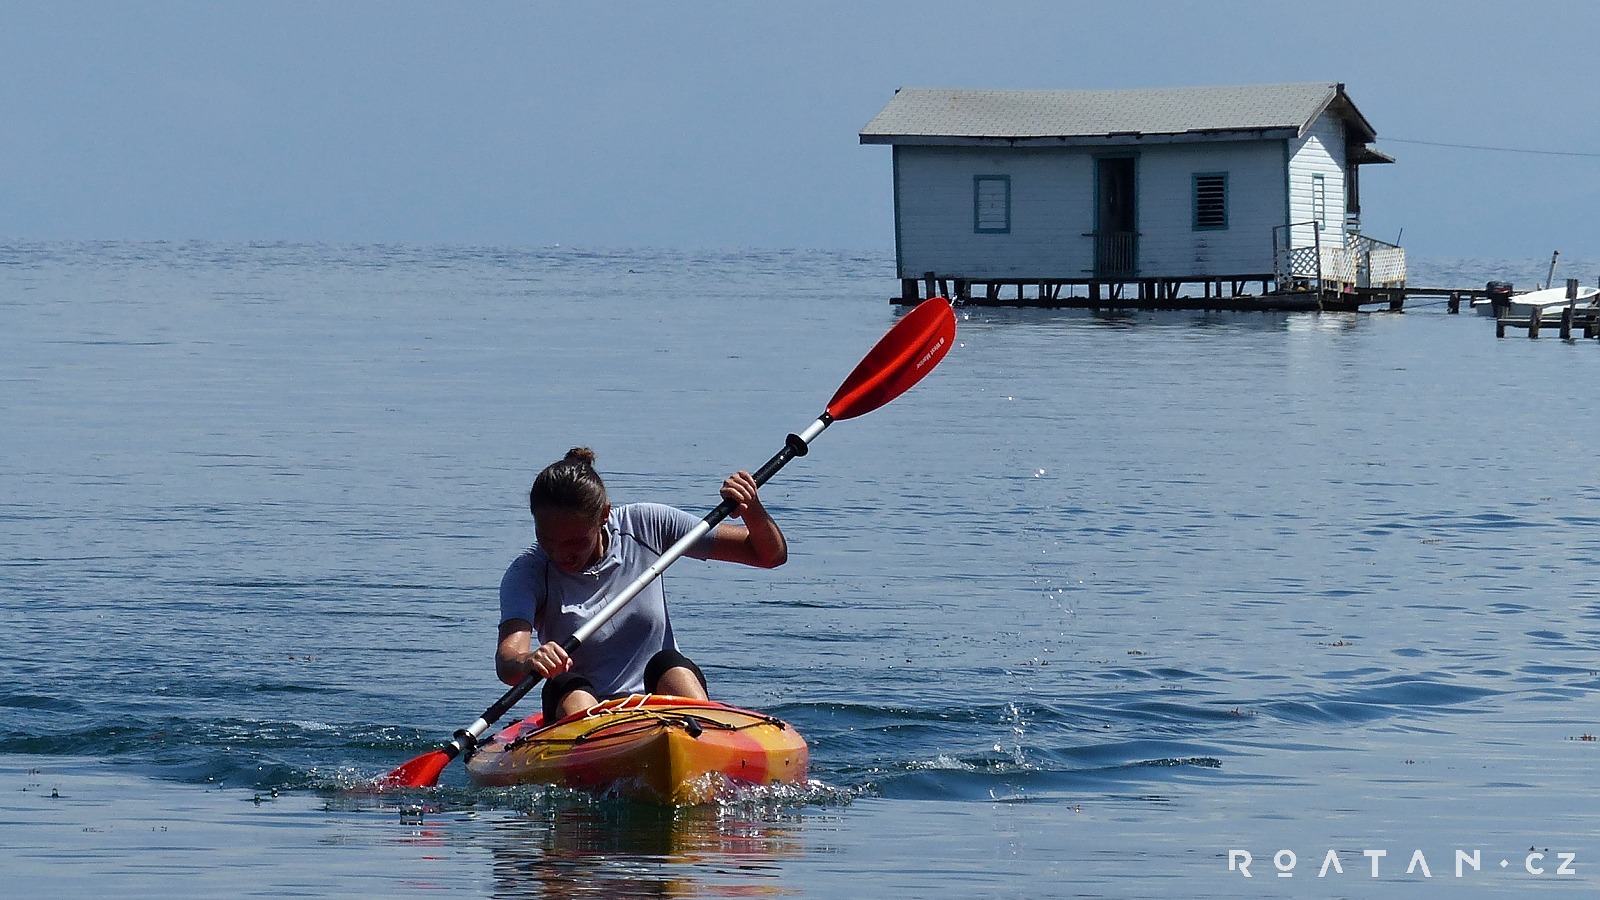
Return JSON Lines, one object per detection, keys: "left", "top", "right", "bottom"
{"left": 1193, "top": 173, "right": 1227, "bottom": 230}
{"left": 974, "top": 175, "right": 1010, "bottom": 233}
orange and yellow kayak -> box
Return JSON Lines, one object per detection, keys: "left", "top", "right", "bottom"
{"left": 464, "top": 694, "right": 808, "bottom": 805}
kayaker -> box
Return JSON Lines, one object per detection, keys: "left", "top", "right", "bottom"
{"left": 495, "top": 447, "right": 787, "bottom": 724}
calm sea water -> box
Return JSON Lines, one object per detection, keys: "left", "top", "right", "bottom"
{"left": 3, "top": 242, "right": 1598, "bottom": 897}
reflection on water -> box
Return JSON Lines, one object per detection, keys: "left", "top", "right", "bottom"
{"left": 329, "top": 783, "right": 816, "bottom": 898}
{"left": 482, "top": 800, "right": 803, "bottom": 899}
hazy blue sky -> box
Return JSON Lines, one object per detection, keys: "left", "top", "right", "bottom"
{"left": 2, "top": 1, "right": 1596, "bottom": 259}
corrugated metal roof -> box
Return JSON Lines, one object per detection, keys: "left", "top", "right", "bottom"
{"left": 860, "top": 83, "right": 1358, "bottom": 145}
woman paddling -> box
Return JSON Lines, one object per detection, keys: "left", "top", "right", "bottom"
{"left": 495, "top": 447, "right": 788, "bottom": 725}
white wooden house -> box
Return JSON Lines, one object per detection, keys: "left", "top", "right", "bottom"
{"left": 859, "top": 82, "right": 1404, "bottom": 306}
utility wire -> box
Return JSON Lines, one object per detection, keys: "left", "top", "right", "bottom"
{"left": 1384, "top": 137, "right": 1600, "bottom": 159}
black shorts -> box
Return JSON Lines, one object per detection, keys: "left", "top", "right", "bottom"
{"left": 541, "top": 649, "right": 707, "bottom": 724}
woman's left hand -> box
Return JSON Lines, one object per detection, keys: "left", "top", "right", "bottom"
{"left": 720, "top": 470, "right": 763, "bottom": 519}
{"left": 711, "top": 469, "right": 786, "bottom": 568}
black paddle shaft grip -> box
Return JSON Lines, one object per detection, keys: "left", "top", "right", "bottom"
{"left": 477, "top": 672, "right": 542, "bottom": 734}
{"left": 703, "top": 429, "right": 817, "bottom": 529}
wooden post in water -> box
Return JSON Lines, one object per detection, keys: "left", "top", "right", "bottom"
{"left": 1561, "top": 278, "right": 1578, "bottom": 340}
{"left": 1592, "top": 277, "right": 1600, "bottom": 339}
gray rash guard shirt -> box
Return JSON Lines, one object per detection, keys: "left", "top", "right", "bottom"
{"left": 499, "top": 502, "right": 713, "bottom": 697}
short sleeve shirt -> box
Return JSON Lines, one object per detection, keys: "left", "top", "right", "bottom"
{"left": 499, "top": 503, "right": 712, "bottom": 696}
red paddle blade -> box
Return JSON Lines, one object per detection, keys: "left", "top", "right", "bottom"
{"left": 826, "top": 297, "right": 956, "bottom": 421}
{"left": 375, "top": 750, "right": 451, "bottom": 788}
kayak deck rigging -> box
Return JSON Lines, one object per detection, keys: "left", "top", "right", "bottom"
{"left": 513, "top": 707, "right": 787, "bottom": 750}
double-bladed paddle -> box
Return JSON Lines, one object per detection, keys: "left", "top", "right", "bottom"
{"left": 379, "top": 296, "right": 956, "bottom": 788}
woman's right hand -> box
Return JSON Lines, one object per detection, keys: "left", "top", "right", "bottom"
{"left": 528, "top": 641, "right": 574, "bottom": 678}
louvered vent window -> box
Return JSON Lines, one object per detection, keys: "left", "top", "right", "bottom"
{"left": 1193, "top": 173, "right": 1228, "bottom": 230}
{"left": 974, "top": 175, "right": 1011, "bottom": 233}
{"left": 1312, "top": 174, "right": 1327, "bottom": 230}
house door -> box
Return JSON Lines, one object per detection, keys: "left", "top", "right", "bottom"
{"left": 1095, "top": 157, "right": 1137, "bottom": 278}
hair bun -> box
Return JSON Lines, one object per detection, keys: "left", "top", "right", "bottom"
{"left": 530, "top": 447, "right": 607, "bottom": 519}
{"left": 563, "top": 447, "right": 597, "bottom": 467}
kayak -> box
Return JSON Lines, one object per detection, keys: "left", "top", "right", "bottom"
{"left": 464, "top": 694, "right": 809, "bottom": 804}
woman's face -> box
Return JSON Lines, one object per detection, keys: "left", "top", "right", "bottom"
{"left": 535, "top": 507, "right": 608, "bottom": 574}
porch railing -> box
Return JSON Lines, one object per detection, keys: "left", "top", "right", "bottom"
{"left": 1273, "top": 223, "right": 1406, "bottom": 292}
{"left": 1092, "top": 231, "right": 1138, "bottom": 278}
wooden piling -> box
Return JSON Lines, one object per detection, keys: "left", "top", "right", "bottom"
{"left": 1569, "top": 280, "right": 1580, "bottom": 314}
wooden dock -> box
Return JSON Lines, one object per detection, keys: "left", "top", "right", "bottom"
{"left": 1493, "top": 307, "right": 1600, "bottom": 340}
{"left": 892, "top": 275, "right": 1600, "bottom": 331}
{"left": 897, "top": 273, "right": 1404, "bottom": 312}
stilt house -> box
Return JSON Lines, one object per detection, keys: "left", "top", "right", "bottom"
{"left": 859, "top": 82, "right": 1405, "bottom": 305}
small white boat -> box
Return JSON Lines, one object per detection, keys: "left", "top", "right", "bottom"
{"left": 1473, "top": 284, "right": 1600, "bottom": 318}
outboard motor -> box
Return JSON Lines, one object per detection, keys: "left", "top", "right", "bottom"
{"left": 1486, "top": 281, "right": 1514, "bottom": 317}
